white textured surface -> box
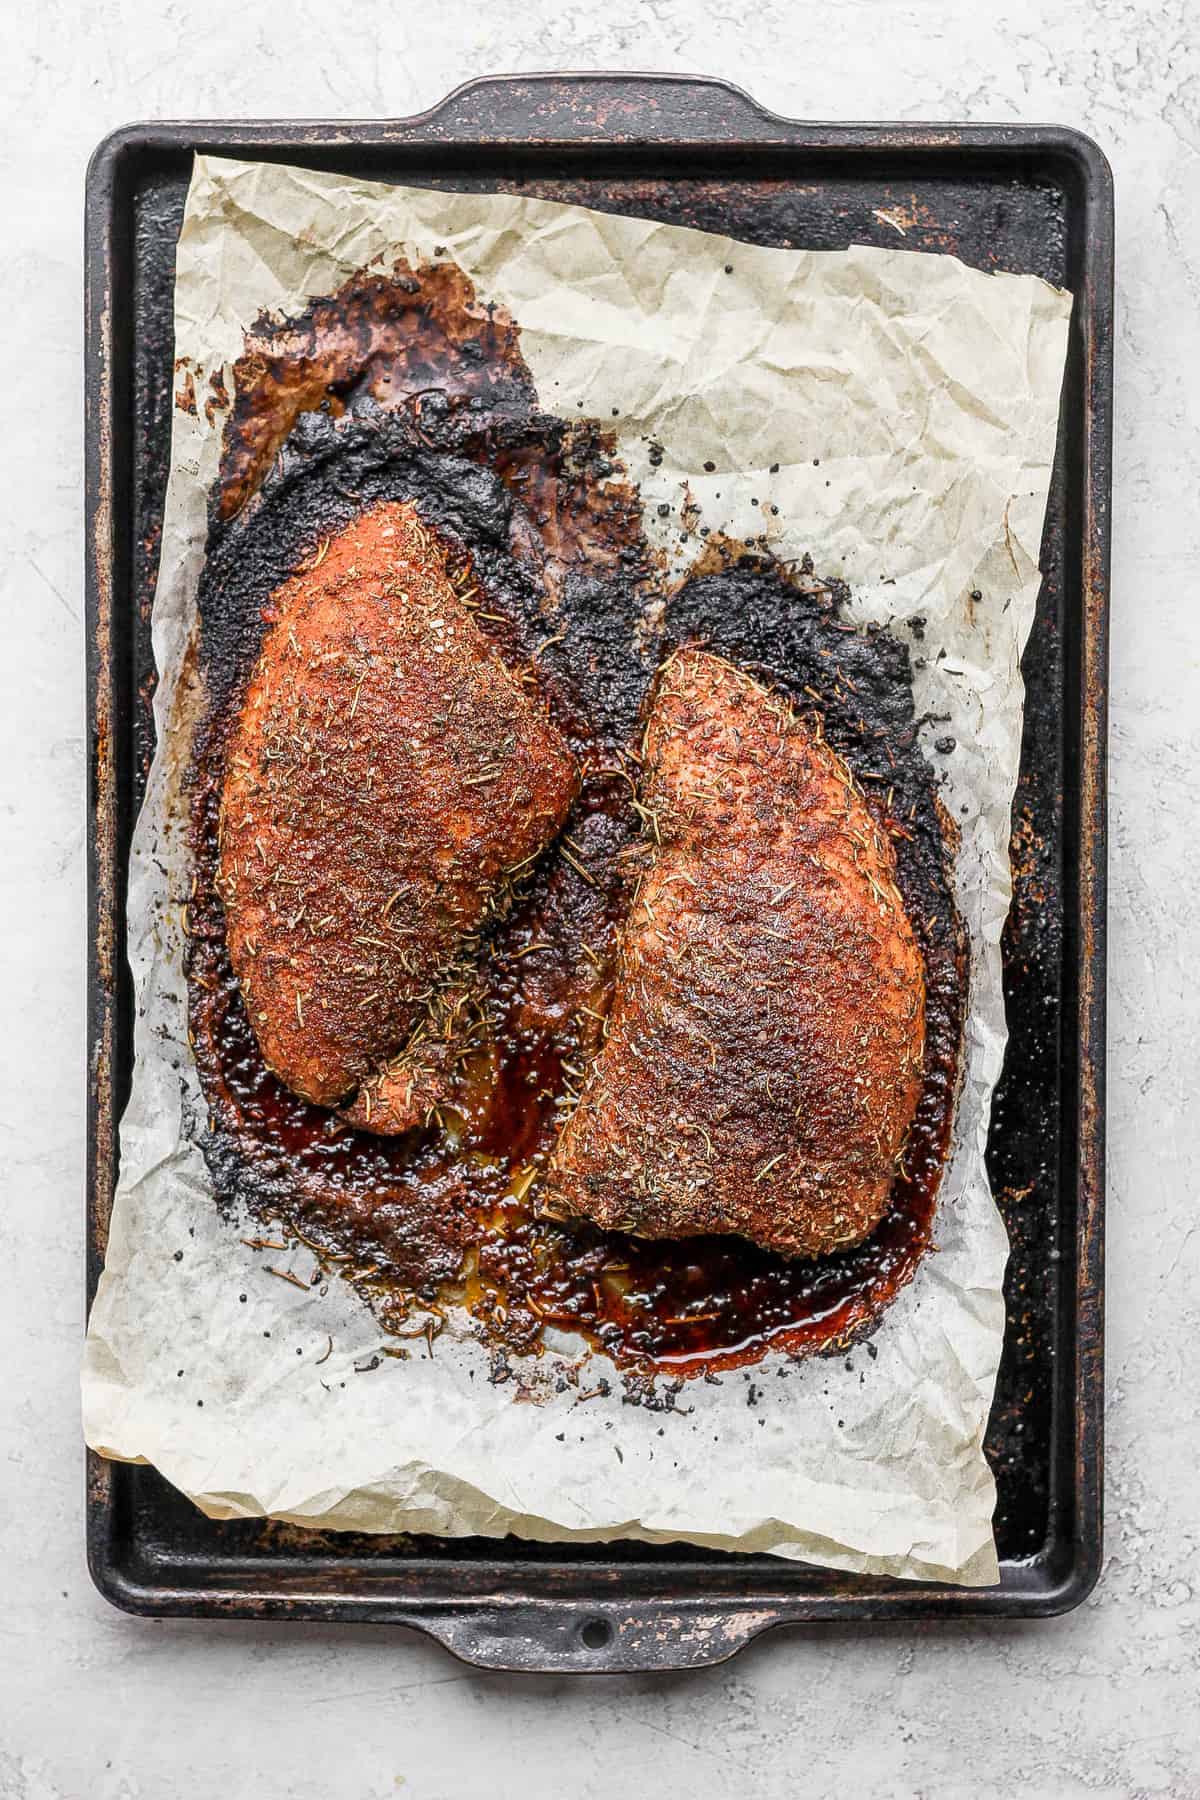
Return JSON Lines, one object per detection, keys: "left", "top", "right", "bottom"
{"left": 2, "top": 2, "right": 1198, "bottom": 1794}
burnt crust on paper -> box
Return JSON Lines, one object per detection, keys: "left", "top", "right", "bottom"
{"left": 184, "top": 260, "right": 967, "bottom": 1378}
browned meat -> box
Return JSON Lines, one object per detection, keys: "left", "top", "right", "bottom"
{"left": 217, "top": 501, "right": 579, "bottom": 1107}
{"left": 339, "top": 1041, "right": 460, "bottom": 1136}
{"left": 540, "top": 647, "right": 925, "bottom": 1259}
{"left": 338, "top": 980, "right": 486, "bottom": 1135}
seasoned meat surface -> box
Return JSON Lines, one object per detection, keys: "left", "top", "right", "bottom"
{"left": 339, "top": 1041, "right": 459, "bottom": 1136}
{"left": 338, "top": 979, "right": 485, "bottom": 1135}
{"left": 540, "top": 647, "right": 925, "bottom": 1259}
{"left": 217, "top": 501, "right": 579, "bottom": 1106}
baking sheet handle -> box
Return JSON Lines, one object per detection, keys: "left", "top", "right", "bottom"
{"left": 423, "top": 1603, "right": 774, "bottom": 1673}
{"left": 411, "top": 69, "right": 792, "bottom": 145}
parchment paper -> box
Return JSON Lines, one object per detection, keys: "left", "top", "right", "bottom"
{"left": 82, "top": 154, "right": 1072, "bottom": 1585}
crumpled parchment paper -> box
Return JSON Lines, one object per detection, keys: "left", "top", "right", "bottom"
{"left": 82, "top": 154, "right": 1072, "bottom": 1585}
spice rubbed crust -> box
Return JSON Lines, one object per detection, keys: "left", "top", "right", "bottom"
{"left": 216, "top": 500, "right": 580, "bottom": 1108}
{"left": 539, "top": 647, "right": 927, "bottom": 1259}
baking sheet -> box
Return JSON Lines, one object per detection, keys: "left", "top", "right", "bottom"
{"left": 82, "top": 153, "right": 1072, "bottom": 1585}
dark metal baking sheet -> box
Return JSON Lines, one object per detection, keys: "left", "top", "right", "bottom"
{"left": 84, "top": 72, "right": 1111, "bottom": 1670}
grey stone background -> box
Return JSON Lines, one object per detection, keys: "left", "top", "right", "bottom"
{"left": 2, "top": 2, "right": 1197, "bottom": 1794}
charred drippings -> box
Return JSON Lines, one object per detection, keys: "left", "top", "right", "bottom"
{"left": 218, "top": 264, "right": 539, "bottom": 523}
{"left": 186, "top": 262, "right": 966, "bottom": 1380}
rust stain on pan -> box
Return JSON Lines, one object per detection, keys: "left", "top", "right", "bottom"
{"left": 89, "top": 275, "right": 117, "bottom": 1256}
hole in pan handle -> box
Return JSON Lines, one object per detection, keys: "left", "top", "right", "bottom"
{"left": 421, "top": 1602, "right": 775, "bottom": 1674}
